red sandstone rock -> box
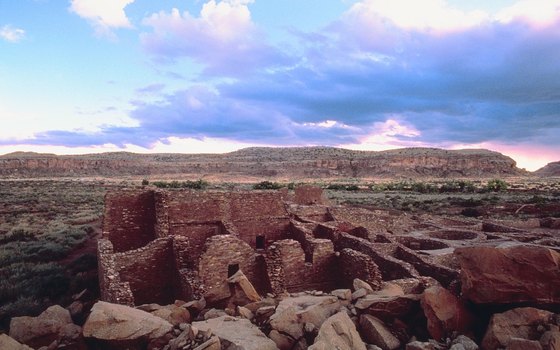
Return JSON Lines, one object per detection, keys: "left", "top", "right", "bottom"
{"left": 193, "top": 316, "right": 278, "bottom": 350}
{"left": 355, "top": 294, "right": 421, "bottom": 319}
{"left": 359, "top": 314, "right": 401, "bottom": 350}
{"left": 0, "top": 334, "right": 33, "bottom": 350}
{"left": 9, "top": 305, "right": 73, "bottom": 349}
{"left": 83, "top": 301, "right": 173, "bottom": 345}
{"left": 455, "top": 246, "right": 560, "bottom": 305}
{"left": 481, "top": 307, "right": 554, "bottom": 350}
{"left": 269, "top": 295, "right": 342, "bottom": 349}
{"left": 505, "top": 338, "right": 543, "bottom": 350}
{"left": 540, "top": 330, "right": 560, "bottom": 350}
{"left": 420, "top": 286, "right": 473, "bottom": 341}
{"left": 309, "top": 311, "right": 367, "bottom": 350}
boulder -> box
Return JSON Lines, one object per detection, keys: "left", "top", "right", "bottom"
{"left": 269, "top": 295, "right": 342, "bottom": 349}
{"left": 405, "top": 341, "right": 436, "bottom": 350}
{"left": 9, "top": 305, "right": 73, "bottom": 349}
{"left": 540, "top": 330, "right": 560, "bottom": 350}
{"left": 505, "top": 338, "right": 543, "bottom": 350}
{"left": 0, "top": 334, "right": 33, "bottom": 350}
{"left": 142, "top": 304, "right": 191, "bottom": 326}
{"left": 354, "top": 278, "right": 375, "bottom": 293}
{"left": 450, "top": 335, "right": 478, "bottom": 350}
{"left": 355, "top": 294, "right": 421, "bottom": 319}
{"left": 420, "top": 286, "right": 473, "bottom": 340}
{"left": 482, "top": 307, "right": 554, "bottom": 350}
{"left": 227, "top": 269, "right": 261, "bottom": 303}
{"left": 359, "top": 314, "right": 400, "bottom": 350}
{"left": 193, "top": 316, "right": 278, "bottom": 350}
{"left": 309, "top": 311, "right": 367, "bottom": 350}
{"left": 83, "top": 301, "right": 173, "bottom": 344}
{"left": 455, "top": 246, "right": 560, "bottom": 305}
{"left": 194, "top": 336, "right": 221, "bottom": 350}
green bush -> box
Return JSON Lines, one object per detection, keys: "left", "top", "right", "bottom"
{"left": 141, "top": 179, "right": 149, "bottom": 186}
{"left": 439, "top": 180, "right": 476, "bottom": 193}
{"left": 152, "top": 180, "right": 208, "bottom": 189}
{"left": 253, "top": 181, "right": 283, "bottom": 190}
{"left": 485, "top": 179, "right": 508, "bottom": 192}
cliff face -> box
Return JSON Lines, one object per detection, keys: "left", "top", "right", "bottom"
{"left": 0, "top": 147, "right": 525, "bottom": 178}
{"left": 535, "top": 161, "right": 560, "bottom": 176}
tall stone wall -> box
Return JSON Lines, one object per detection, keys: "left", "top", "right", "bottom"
{"left": 198, "top": 235, "right": 262, "bottom": 302}
{"left": 339, "top": 248, "right": 382, "bottom": 290}
{"left": 266, "top": 239, "right": 337, "bottom": 294}
{"left": 97, "top": 239, "right": 135, "bottom": 306}
{"left": 103, "top": 190, "right": 156, "bottom": 252}
{"left": 112, "top": 238, "right": 186, "bottom": 305}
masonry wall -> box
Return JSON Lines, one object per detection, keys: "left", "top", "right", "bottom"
{"left": 198, "top": 235, "right": 263, "bottom": 302}
{"left": 103, "top": 190, "right": 156, "bottom": 252}
{"left": 339, "top": 248, "right": 382, "bottom": 290}
{"left": 97, "top": 239, "right": 135, "bottom": 306}
{"left": 113, "top": 238, "right": 185, "bottom": 305}
{"left": 294, "top": 185, "right": 325, "bottom": 205}
{"left": 266, "top": 238, "right": 337, "bottom": 294}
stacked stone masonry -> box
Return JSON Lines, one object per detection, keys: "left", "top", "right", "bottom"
{"left": 99, "top": 186, "right": 464, "bottom": 306}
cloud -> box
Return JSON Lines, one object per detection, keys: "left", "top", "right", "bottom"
{"left": 11, "top": 0, "right": 560, "bottom": 158}
{"left": 70, "top": 0, "right": 135, "bottom": 37}
{"left": 140, "top": 0, "right": 292, "bottom": 75}
{"left": 0, "top": 25, "right": 25, "bottom": 42}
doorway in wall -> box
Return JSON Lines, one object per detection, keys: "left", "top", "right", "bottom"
{"left": 228, "top": 263, "right": 240, "bottom": 277}
{"left": 256, "top": 235, "right": 266, "bottom": 249}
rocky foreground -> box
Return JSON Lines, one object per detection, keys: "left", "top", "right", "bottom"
{"left": 2, "top": 245, "right": 559, "bottom": 350}
{"left": 0, "top": 147, "right": 525, "bottom": 178}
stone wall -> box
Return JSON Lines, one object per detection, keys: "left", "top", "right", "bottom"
{"left": 97, "top": 239, "right": 134, "bottom": 306}
{"left": 265, "top": 238, "right": 337, "bottom": 294}
{"left": 294, "top": 185, "right": 325, "bottom": 205}
{"left": 103, "top": 190, "right": 156, "bottom": 252}
{"left": 100, "top": 188, "right": 343, "bottom": 305}
{"left": 336, "top": 233, "right": 419, "bottom": 280}
{"left": 339, "top": 248, "right": 382, "bottom": 290}
{"left": 112, "top": 238, "right": 186, "bottom": 305}
{"left": 198, "top": 235, "right": 262, "bottom": 302}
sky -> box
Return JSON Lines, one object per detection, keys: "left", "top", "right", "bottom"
{"left": 1, "top": 0, "right": 559, "bottom": 171}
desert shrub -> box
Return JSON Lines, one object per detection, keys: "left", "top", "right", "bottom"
{"left": 152, "top": 180, "right": 208, "bottom": 189}
{"left": 326, "top": 183, "right": 360, "bottom": 191}
{"left": 439, "top": 180, "right": 476, "bottom": 193}
{"left": 410, "top": 182, "right": 438, "bottom": 193}
{"left": 141, "top": 179, "right": 149, "bottom": 186}
{"left": 0, "top": 228, "right": 36, "bottom": 244}
{"left": 485, "top": 179, "right": 508, "bottom": 192}
{"left": 253, "top": 181, "right": 283, "bottom": 190}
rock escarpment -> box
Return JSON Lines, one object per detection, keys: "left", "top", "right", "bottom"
{"left": 535, "top": 161, "right": 560, "bottom": 176}
{"left": 0, "top": 147, "right": 525, "bottom": 178}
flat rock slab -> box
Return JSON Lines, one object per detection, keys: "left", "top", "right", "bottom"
{"left": 83, "top": 301, "right": 173, "bottom": 341}
{"left": 310, "top": 311, "right": 367, "bottom": 350}
{"left": 193, "top": 316, "right": 279, "bottom": 350}
{"left": 9, "top": 305, "right": 73, "bottom": 349}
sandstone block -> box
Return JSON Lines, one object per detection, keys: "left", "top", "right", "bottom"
{"left": 310, "top": 311, "right": 367, "bottom": 350}
{"left": 455, "top": 246, "right": 560, "bottom": 305}
{"left": 83, "top": 301, "right": 173, "bottom": 343}
{"left": 9, "top": 305, "right": 73, "bottom": 349}
{"left": 193, "top": 316, "right": 278, "bottom": 350}
{"left": 359, "top": 314, "right": 400, "bottom": 350}
{"left": 420, "top": 286, "right": 473, "bottom": 341}
{"left": 482, "top": 307, "right": 553, "bottom": 350}
{"left": 0, "top": 334, "right": 33, "bottom": 350}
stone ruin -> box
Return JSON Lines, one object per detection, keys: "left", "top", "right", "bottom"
{"left": 98, "top": 185, "right": 468, "bottom": 307}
